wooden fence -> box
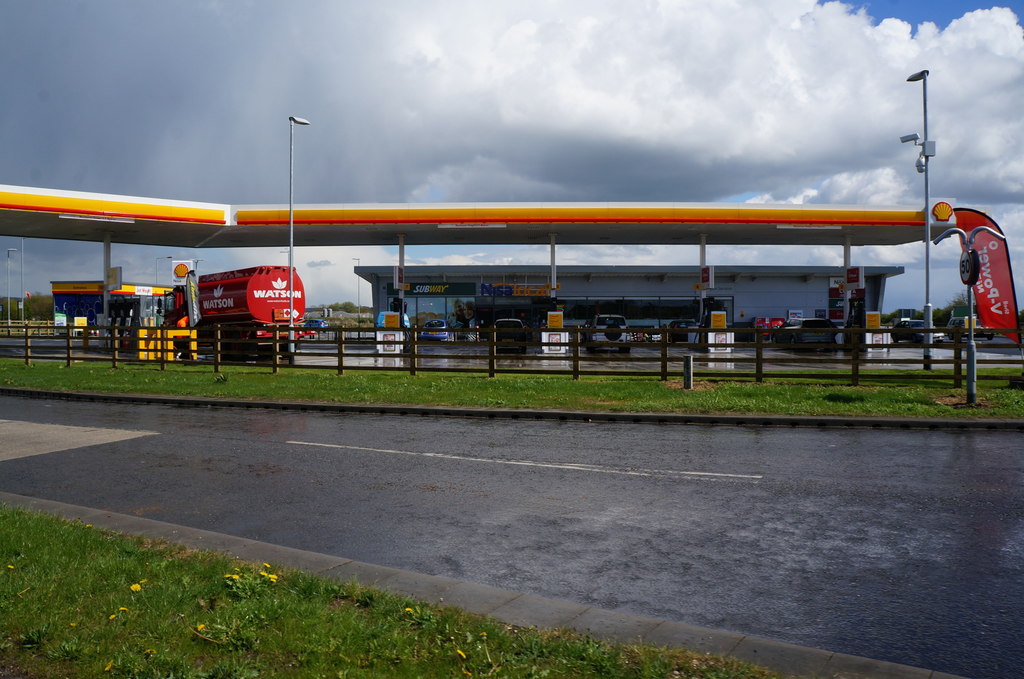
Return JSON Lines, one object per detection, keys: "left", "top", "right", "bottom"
{"left": 1, "top": 323, "right": 1022, "bottom": 387}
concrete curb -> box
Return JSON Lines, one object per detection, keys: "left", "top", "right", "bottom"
{"left": 2, "top": 385, "right": 1022, "bottom": 431}
{"left": 0, "top": 491, "right": 968, "bottom": 679}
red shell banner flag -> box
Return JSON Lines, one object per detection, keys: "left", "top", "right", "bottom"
{"left": 953, "top": 208, "right": 1020, "bottom": 344}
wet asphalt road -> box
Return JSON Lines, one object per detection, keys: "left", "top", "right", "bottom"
{"left": 0, "top": 395, "right": 1021, "bottom": 679}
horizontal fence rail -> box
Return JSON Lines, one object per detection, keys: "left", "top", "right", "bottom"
{"left": 1, "top": 322, "right": 1022, "bottom": 386}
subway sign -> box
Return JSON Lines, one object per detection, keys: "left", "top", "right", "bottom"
{"left": 386, "top": 282, "right": 476, "bottom": 296}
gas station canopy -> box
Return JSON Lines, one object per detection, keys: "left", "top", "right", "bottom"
{"left": 0, "top": 184, "right": 937, "bottom": 248}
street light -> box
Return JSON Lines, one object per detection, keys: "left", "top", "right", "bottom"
{"left": 903, "top": 68, "right": 936, "bottom": 367}
{"left": 5, "top": 248, "right": 17, "bottom": 325}
{"left": 352, "top": 257, "right": 361, "bottom": 325}
{"left": 288, "top": 116, "right": 311, "bottom": 362}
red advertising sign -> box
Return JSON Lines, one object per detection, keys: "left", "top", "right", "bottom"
{"left": 700, "top": 266, "right": 714, "bottom": 289}
{"left": 953, "top": 208, "right": 1020, "bottom": 343}
{"left": 845, "top": 266, "right": 864, "bottom": 289}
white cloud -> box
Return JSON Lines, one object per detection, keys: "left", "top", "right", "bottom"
{"left": 0, "top": 1, "right": 1021, "bottom": 312}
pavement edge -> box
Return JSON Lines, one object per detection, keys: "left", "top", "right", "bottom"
{"left": 0, "top": 491, "right": 966, "bottom": 679}
{"left": 1, "top": 386, "right": 1023, "bottom": 431}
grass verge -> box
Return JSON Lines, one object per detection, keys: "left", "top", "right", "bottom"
{"left": 0, "top": 505, "right": 781, "bottom": 679}
{"left": 2, "top": 359, "right": 1024, "bottom": 418}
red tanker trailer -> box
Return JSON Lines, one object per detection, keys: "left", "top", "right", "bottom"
{"left": 163, "top": 266, "right": 312, "bottom": 356}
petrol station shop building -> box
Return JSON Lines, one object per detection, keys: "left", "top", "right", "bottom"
{"left": 357, "top": 264, "right": 901, "bottom": 329}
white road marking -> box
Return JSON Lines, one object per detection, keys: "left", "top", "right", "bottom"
{"left": 287, "top": 440, "right": 762, "bottom": 480}
{"left": 0, "top": 420, "right": 157, "bottom": 462}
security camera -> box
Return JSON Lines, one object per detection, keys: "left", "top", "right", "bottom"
{"left": 900, "top": 133, "right": 921, "bottom": 144}
{"left": 916, "top": 155, "right": 927, "bottom": 173}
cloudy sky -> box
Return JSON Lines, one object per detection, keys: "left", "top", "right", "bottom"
{"left": 1, "top": 0, "right": 1022, "bottom": 312}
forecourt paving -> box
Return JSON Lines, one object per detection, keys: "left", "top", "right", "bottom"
{"left": 0, "top": 387, "right": 981, "bottom": 679}
{"left": 0, "top": 491, "right": 966, "bottom": 679}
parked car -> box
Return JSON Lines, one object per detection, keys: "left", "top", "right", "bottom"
{"left": 890, "top": 319, "right": 925, "bottom": 343}
{"left": 754, "top": 317, "right": 786, "bottom": 338}
{"left": 666, "top": 318, "right": 698, "bottom": 343}
{"left": 418, "top": 318, "right": 450, "bottom": 341}
{"left": 772, "top": 318, "right": 840, "bottom": 346}
{"left": 303, "top": 318, "right": 329, "bottom": 329}
{"left": 494, "top": 318, "right": 530, "bottom": 353}
{"left": 937, "top": 317, "right": 994, "bottom": 342}
{"left": 582, "top": 314, "right": 632, "bottom": 352}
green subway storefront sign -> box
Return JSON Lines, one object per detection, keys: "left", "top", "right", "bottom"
{"left": 387, "top": 283, "right": 477, "bottom": 296}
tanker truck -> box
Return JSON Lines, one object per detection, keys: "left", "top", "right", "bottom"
{"left": 162, "top": 266, "right": 312, "bottom": 359}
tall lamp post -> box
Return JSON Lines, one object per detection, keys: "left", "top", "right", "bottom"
{"left": 902, "top": 69, "right": 936, "bottom": 367}
{"left": 352, "top": 257, "right": 361, "bottom": 326}
{"left": 5, "top": 248, "right": 17, "bottom": 325}
{"left": 288, "top": 115, "right": 311, "bottom": 362}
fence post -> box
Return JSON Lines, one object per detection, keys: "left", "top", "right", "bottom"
{"left": 850, "top": 328, "right": 860, "bottom": 386}
{"left": 487, "top": 327, "right": 496, "bottom": 378}
{"left": 23, "top": 328, "right": 31, "bottom": 366}
{"left": 65, "top": 327, "right": 72, "bottom": 367}
{"left": 660, "top": 327, "right": 668, "bottom": 381}
{"left": 953, "top": 330, "right": 963, "bottom": 388}
{"left": 272, "top": 331, "right": 281, "bottom": 374}
{"left": 337, "top": 327, "right": 345, "bottom": 375}
{"left": 213, "top": 327, "right": 222, "bottom": 373}
{"left": 111, "top": 326, "right": 119, "bottom": 368}
{"left": 683, "top": 355, "right": 693, "bottom": 390}
{"left": 409, "top": 327, "right": 418, "bottom": 376}
{"left": 572, "top": 327, "right": 581, "bottom": 380}
{"left": 755, "top": 329, "right": 764, "bottom": 383}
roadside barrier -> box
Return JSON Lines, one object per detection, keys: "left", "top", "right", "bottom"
{"left": 1, "top": 323, "right": 1021, "bottom": 387}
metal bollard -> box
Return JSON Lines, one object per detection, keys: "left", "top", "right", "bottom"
{"left": 683, "top": 355, "right": 693, "bottom": 390}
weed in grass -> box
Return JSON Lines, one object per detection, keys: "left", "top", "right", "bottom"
{"left": 45, "top": 638, "right": 84, "bottom": 661}
{"left": 17, "top": 623, "right": 50, "bottom": 649}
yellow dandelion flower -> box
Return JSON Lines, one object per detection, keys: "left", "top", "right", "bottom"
{"left": 456, "top": 649, "right": 466, "bottom": 659}
{"left": 118, "top": 607, "right": 128, "bottom": 612}
{"left": 197, "top": 624, "right": 206, "bottom": 631}
{"left": 108, "top": 614, "right": 117, "bottom": 620}
{"left": 263, "top": 563, "right": 271, "bottom": 568}
{"left": 5, "top": 565, "right": 13, "bottom": 569}
{"left": 85, "top": 524, "right": 93, "bottom": 528}
{"left": 139, "top": 579, "right": 148, "bottom": 584}
{"left": 104, "top": 660, "right": 113, "bottom": 672}
{"left": 130, "top": 583, "right": 142, "bottom": 592}
{"left": 405, "top": 607, "right": 413, "bottom": 612}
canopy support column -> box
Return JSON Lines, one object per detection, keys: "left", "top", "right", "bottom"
{"left": 549, "top": 233, "right": 558, "bottom": 297}
{"left": 398, "top": 233, "right": 406, "bottom": 314}
{"left": 698, "top": 234, "right": 707, "bottom": 322}
{"left": 101, "top": 233, "right": 111, "bottom": 326}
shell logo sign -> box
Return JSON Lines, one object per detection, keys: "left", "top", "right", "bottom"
{"left": 932, "top": 201, "right": 954, "bottom": 222}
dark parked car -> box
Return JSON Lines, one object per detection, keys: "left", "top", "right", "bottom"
{"left": 494, "top": 318, "right": 530, "bottom": 353}
{"left": 666, "top": 318, "right": 698, "bottom": 343}
{"left": 890, "top": 319, "right": 925, "bottom": 343}
{"left": 773, "top": 318, "right": 840, "bottom": 345}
